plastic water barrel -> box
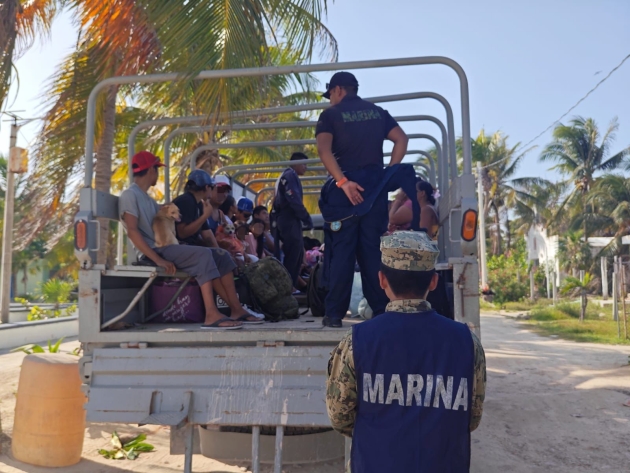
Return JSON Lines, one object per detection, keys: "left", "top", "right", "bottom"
{"left": 12, "top": 353, "right": 86, "bottom": 467}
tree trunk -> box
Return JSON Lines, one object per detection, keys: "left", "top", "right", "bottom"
{"left": 492, "top": 202, "right": 502, "bottom": 255}
{"left": 94, "top": 86, "right": 119, "bottom": 265}
{"left": 580, "top": 289, "right": 586, "bottom": 323}
{"left": 506, "top": 212, "right": 511, "bottom": 251}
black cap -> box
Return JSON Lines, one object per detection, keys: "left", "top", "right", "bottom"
{"left": 322, "top": 71, "right": 359, "bottom": 99}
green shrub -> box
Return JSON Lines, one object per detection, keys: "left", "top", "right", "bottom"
{"left": 487, "top": 253, "right": 528, "bottom": 306}
{"left": 531, "top": 302, "right": 600, "bottom": 322}
{"left": 38, "top": 278, "right": 74, "bottom": 308}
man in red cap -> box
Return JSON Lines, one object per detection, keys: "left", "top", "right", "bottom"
{"left": 119, "top": 151, "right": 262, "bottom": 329}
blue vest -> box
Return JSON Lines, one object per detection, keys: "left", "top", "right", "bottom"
{"left": 352, "top": 310, "right": 474, "bottom": 473}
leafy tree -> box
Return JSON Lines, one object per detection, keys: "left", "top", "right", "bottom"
{"left": 561, "top": 272, "right": 593, "bottom": 322}
{"left": 471, "top": 129, "right": 537, "bottom": 254}
{"left": 0, "top": 0, "right": 58, "bottom": 107}
{"left": 15, "top": 1, "right": 338, "bottom": 263}
{"left": 12, "top": 238, "right": 47, "bottom": 296}
{"left": 540, "top": 116, "right": 630, "bottom": 238}
{"left": 587, "top": 174, "right": 630, "bottom": 238}
{"left": 557, "top": 230, "right": 591, "bottom": 275}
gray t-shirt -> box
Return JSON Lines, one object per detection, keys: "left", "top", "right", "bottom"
{"left": 119, "top": 183, "right": 159, "bottom": 259}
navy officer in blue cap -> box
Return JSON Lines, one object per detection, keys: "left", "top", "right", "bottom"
{"left": 272, "top": 152, "right": 313, "bottom": 289}
{"left": 316, "top": 71, "right": 410, "bottom": 327}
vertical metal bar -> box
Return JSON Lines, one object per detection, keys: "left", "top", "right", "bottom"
{"left": 0, "top": 123, "right": 19, "bottom": 323}
{"left": 116, "top": 223, "right": 124, "bottom": 266}
{"left": 183, "top": 423, "right": 194, "bottom": 473}
{"left": 477, "top": 162, "right": 487, "bottom": 289}
{"left": 163, "top": 134, "right": 175, "bottom": 203}
{"left": 252, "top": 426, "right": 261, "bottom": 473}
{"left": 621, "top": 261, "right": 628, "bottom": 339}
{"left": 274, "top": 426, "right": 284, "bottom": 473}
{"left": 613, "top": 258, "right": 619, "bottom": 322}
{"left": 601, "top": 256, "right": 609, "bottom": 299}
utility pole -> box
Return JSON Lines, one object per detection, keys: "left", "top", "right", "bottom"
{"left": 477, "top": 162, "right": 488, "bottom": 289}
{"left": 0, "top": 119, "right": 20, "bottom": 323}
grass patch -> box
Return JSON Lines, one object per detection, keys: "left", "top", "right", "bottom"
{"left": 526, "top": 302, "right": 630, "bottom": 345}
{"left": 480, "top": 298, "right": 554, "bottom": 312}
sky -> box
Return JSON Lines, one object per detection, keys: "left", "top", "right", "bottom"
{"left": 1, "top": 0, "right": 629, "bottom": 183}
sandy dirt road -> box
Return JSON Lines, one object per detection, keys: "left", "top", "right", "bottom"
{"left": 1, "top": 312, "right": 629, "bottom": 473}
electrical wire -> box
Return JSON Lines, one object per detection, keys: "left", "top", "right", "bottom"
{"left": 481, "top": 52, "right": 630, "bottom": 170}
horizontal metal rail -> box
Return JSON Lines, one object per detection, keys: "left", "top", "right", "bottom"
{"left": 92, "top": 56, "right": 471, "bottom": 191}
{"left": 127, "top": 90, "right": 456, "bottom": 177}
{"left": 161, "top": 113, "right": 448, "bottom": 199}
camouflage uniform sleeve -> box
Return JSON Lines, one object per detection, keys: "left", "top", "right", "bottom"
{"left": 326, "top": 330, "right": 357, "bottom": 438}
{"left": 469, "top": 331, "right": 486, "bottom": 432}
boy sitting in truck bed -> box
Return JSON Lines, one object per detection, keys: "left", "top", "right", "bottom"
{"left": 118, "top": 151, "right": 262, "bottom": 329}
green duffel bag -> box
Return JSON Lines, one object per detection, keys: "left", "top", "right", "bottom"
{"left": 242, "top": 257, "right": 299, "bottom": 321}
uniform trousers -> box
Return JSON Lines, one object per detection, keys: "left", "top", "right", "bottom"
{"left": 322, "top": 167, "right": 389, "bottom": 320}
{"left": 275, "top": 213, "right": 304, "bottom": 287}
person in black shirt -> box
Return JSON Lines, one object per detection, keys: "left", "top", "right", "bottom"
{"left": 173, "top": 170, "right": 218, "bottom": 247}
{"left": 272, "top": 152, "right": 313, "bottom": 289}
{"left": 316, "top": 71, "right": 409, "bottom": 327}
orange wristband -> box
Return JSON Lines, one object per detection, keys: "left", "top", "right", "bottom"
{"left": 336, "top": 177, "right": 348, "bottom": 188}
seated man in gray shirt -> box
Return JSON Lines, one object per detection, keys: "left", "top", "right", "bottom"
{"left": 119, "top": 151, "right": 262, "bottom": 329}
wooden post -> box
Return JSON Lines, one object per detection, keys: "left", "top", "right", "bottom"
{"left": 530, "top": 269, "right": 535, "bottom": 301}
{"left": 601, "top": 257, "right": 609, "bottom": 300}
{"left": 622, "top": 262, "right": 628, "bottom": 340}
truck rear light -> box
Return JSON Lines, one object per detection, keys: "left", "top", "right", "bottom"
{"left": 75, "top": 220, "right": 88, "bottom": 251}
{"left": 461, "top": 209, "right": 478, "bottom": 242}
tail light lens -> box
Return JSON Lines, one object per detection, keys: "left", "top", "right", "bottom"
{"left": 74, "top": 220, "right": 88, "bottom": 251}
{"left": 461, "top": 209, "right": 478, "bottom": 242}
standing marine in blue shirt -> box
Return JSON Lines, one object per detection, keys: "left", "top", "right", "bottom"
{"left": 272, "top": 152, "right": 313, "bottom": 288}
{"left": 316, "top": 71, "right": 411, "bottom": 327}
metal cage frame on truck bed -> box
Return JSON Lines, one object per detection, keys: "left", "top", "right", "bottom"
{"left": 75, "top": 56, "right": 480, "bottom": 473}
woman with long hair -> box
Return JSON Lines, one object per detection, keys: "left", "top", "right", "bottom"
{"left": 416, "top": 180, "right": 439, "bottom": 240}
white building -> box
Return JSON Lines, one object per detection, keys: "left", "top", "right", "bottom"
{"left": 526, "top": 225, "right": 561, "bottom": 286}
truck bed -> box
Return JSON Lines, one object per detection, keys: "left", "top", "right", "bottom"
{"left": 82, "top": 312, "right": 360, "bottom": 347}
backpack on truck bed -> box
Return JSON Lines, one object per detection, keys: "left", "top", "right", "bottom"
{"left": 242, "top": 258, "right": 299, "bottom": 321}
{"left": 307, "top": 261, "right": 327, "bottom": 317}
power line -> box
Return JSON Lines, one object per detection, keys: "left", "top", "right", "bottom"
{"left": 481, "top": 52, "right": 630, "bottom": 171}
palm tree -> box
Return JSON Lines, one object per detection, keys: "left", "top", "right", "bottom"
{"left": 561, "top": 272, "right": 593, "bottom": 322}
{"left": 0, "top": 0, "right": 58, "bottom": 108}
{"left": 512, "top": 181, "right": 566, "bottom": 236}
{"left": 15, "top": 0, "right": 338, "bottom": 263}
{"left": 540, "top": 116, "right": 630, "bottom": 239}
{"left": 557, "top": 230, "right": 591, "bottom": 275}
{"left": 587, "top": 174, "right": 630, "bottom": 238}
{"left": 471, "top": 129, "right": 537, "bottom": 254}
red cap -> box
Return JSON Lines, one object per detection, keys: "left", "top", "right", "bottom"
{"left": 131, "top": 151, "right": 165, "bottom": 173}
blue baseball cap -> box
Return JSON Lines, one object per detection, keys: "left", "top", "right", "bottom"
{"left": 322, "top": 71, "right": 359, "bottom": 99}
{"left": 187, "top": 169, "right": 214, "bottom": 187}
{"left": 237, "top": 197, "right": 254, "bottom": 212}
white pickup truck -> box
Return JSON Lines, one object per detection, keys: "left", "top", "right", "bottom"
{"left": 73, "top": 56, "right": 480, "bottom": 473}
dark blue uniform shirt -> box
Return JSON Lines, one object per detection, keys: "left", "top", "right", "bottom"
{"left": 273, "top": 168, "right": 312, "bottom": 226}
{"left": 315, "top": 95, "right": 399, "bottom": 172}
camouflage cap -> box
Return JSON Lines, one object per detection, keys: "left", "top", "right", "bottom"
{"left": 380, "top": 231, "right": 440, "bottom": 271}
